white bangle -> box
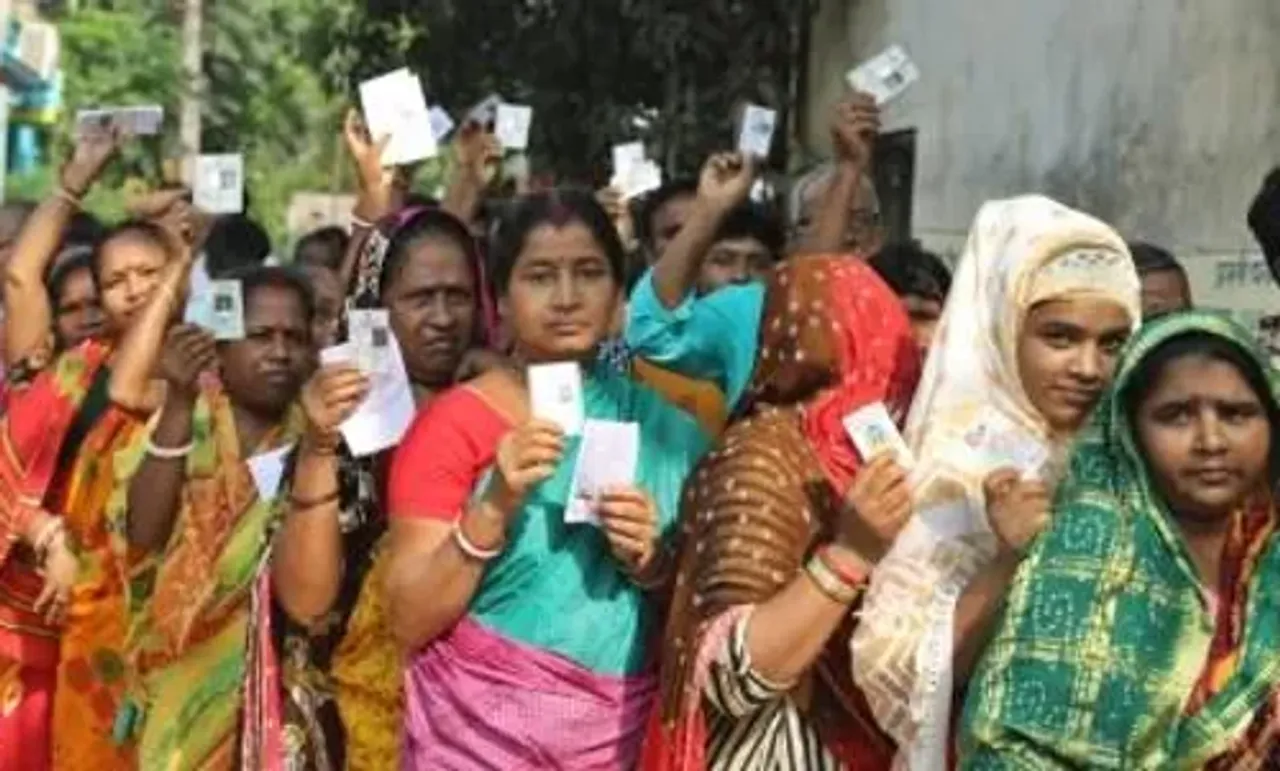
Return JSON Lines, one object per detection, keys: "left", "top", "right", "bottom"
{"left": 451, "top": 522, "right": 503, "bottom": 562}
{"left": 145, "top": 436, "right": 194, "bottom": 459}
{"left": 350, "top": 214, "right": 375, "bottom": 231}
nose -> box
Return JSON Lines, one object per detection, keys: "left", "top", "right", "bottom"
{"left": 264, "top": 332, "right": 291, "bottom": 362}
{"left": 423, "top": 294, "right": 455, "bottom": 329}
{"left": 552, "top": 271, "right": 579, "bottom": 310}
{"left": 1067, "top": 342, "right": 1104, "bottom": 382}
{"left": 1192, "top": 408, "right": 1228, "bottom": 454}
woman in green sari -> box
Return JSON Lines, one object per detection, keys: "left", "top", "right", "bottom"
{"left": 961, "top": 310, "right": 1280, "bottom": 769}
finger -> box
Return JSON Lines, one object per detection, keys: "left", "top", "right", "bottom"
{"left": 519, "top": 430, "right": 566, "bottom": 454}
{"left": 44, "top": 596, "right": 66, "bottom": 627}
{"left": 515, "top": 464, "right": 558, "bottom": 488}
{"left": 602, "top": 529, "right": 650, "bottom": 561}
{"left": 34, "top": 582, "right": 55, "bottom": 616}
{"left": 516, "top": 446, "right": 563, "bottom": 469}
{"left": 597, "top": 485, "right": 649, "bottom": 505}
{"left": 373, "top": 133, "right": 392, "bottom": 158}
{"left": 523, "top": 420, "right": 567, "bottom": 443}
{"left": 322, "top": 380, "right": 371, "bottom": 406}
{"left": 596, "top": 501, "right": 653, "bottom": 527}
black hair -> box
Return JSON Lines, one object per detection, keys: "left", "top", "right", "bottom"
{"left": 224, "top": 264, "right": 316, "bottom": 328}
{"left": 47, "top": 250, "right": 94, "bottom": 307}
{"left": 1249, "top": 167, "right": 1280, "bottom": 283}
{"left": 293, "top": 226, "right": 349, "bottom": 272}
{"left": 379, "top": 207, "right": 484, "bottom": 300}
{"left": 64, "top": 211, "right": 106, "bottom": 251}
{"left": 1128, "top": 241, "right": 1187, "bottom": 280}
{"left": 712, "top": 202, "right": 786, "bottom": 259}
{"left": 636, "top": 178, "right": 698, "bottom": 250}
{"left": 89, "top": 219, "right": 173, "bottom": 287}
{"left": 869, "top": 242, "right": 953, "bottom": 304}
{"left": 204, "top": 214, "right": 272, "bottom": 278}
{"left": 489, "top": 188, "right": 625, "bottom": 294}
{"left": 1123, "top": 330, "right": 1280, "bottom": 477}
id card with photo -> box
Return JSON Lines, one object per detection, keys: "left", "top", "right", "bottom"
{"left": 495, "top": 104, "right": 534, "bottom": 151}
{"left": 348, "top": 308, "right": 393, "bottom": 373}
{"left": 737, "top": 104, "right": 778, "bottom": 159}
{"left": 194, "top": 153, "right": 244, "bottom": 214}
{"left": 528, "top": 362, "right": 585, "bottom": 436}
{"left": 565, "top": 419, "right": 640, "bottom": 525}
{"left": 207, "top": 279, "right": 246, "bottom": 341}
{"left": 842, "top": 401, "right": 914, "bottom": 467}
{"left": 846, "top": 45, "right": 920, "bottom": 106}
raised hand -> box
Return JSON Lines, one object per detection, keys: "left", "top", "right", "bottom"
{"left": 837, "top": 453, "right": 912, "bottom": 563}
{"left": 831, "top": 91, "right": 881, "bottom": 172}
{"left": 344, "top": 108, "right": 395, "bottom": 218}
{"left": 983, "top": 469, "right": 1051, "bottom": 555}
{"left": 697, "top": 151, "right": 756, "bottom": 215}
{"left": 61, "top": 124, "right": 122, "bottom": 197}
{"left": 596, "top": 486, "right": 660, "bottom": 575}
{"left": 158, "top": 324, "right": 219, "bottom": 400}
{"left": 300, "top": 364, "right": 371, "bottom": 439}
{"left": 486, "top": 419, "right": 565, "bottom": 515}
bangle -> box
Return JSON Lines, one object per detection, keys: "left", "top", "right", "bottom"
{"left": 816, "top": 544, "right": 868, "bottom": 587}
{"left": 629, "top": 547, "right": 671, "bottom": 590}
{"left": 805, "top": 553, "right": 861, "bottom": 605}
{"left": 33, "top": 518, "right": 66, "bottom": 566}
{"left": 290, "top": 489, "right": 340, "bottom": 512}
{"left": 451, "top": 521, "right": 503, "bottom": 562}
{"left": 304, "top": 433, "right": 342, "bottom": 456}
{"left": 145, "top": 436, "right": 194, "bottom": 459}
{"left": 349, "top": 214, "right": 375, "bottom": 231}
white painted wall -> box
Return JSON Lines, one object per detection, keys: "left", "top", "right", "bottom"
{"left": 805, "top": 0, "right": 1280, "bottom": 311}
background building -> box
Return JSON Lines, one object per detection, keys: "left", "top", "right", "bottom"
{"left": 804, "top": 0, "right": 1280, "bottom": 313}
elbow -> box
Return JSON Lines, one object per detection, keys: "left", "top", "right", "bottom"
{"left": 384, "top": 571, "right": 449, "bottom": 652}
{"left": 276, "top": 583, "right": 339, "bottom": 629}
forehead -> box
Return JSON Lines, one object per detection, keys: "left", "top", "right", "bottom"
{"left": 393, "top": 236, "right": 474, "bottom": 290}
{"left": 1142, "top": 354, "right": 1258, "bottom": 400}
{"left": 1140, "top": 269, "right": 1190, "bottom": 292}
{"left": 708, "top": 236, "right": 772, "bottom": 256}
{"left": 99, "top": 232, "right": 167, "bottom": 274}
{"left": 1026, "top": 296, "right": 1133, "bottom": 331}
{"left": 518, "top": 222, "right": 605, "bottom": 261}
{"left": 244, "top": 283, "right": 308, "bottom": 325}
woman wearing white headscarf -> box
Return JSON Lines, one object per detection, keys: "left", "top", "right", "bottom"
{"left": 850, "top": 196, "right": 1143, "bottom": 769}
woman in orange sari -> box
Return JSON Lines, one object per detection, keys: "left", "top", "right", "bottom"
{"left": 0, "top": 127, "right": 191, "bottom": 769}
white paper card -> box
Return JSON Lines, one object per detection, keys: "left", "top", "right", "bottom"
{"left": 566, "top": 420, "right": 640, "bottom": 525}
{"left": 247, "top": 444, "right": 293, "bottom": 502}
{"left": 76, "top": 105, "right": 164, "bottom": 137}
{"left": 846, "top": 45, "right": 920, "bottom": 106}
{"left": 528, "top": 362, "right": 584, "bottom": 436}
{"left": 843, "top": 402, "right": 914, "bottom": 467}
{"left": 348, "top": 308, "right": 392, "bottom": 374}
{"left": 200, "top": 278, "right": 245, "bottom": 341}
{"left": 737, "top": 104, "right": 777, "bottom": 158}
{"left": 358, "top": 68, "right": 438, "bottom": 166}
{"left": 194, "top": 153, "right": 244, "bottom": 214}
{"left": 183, "top": 254, "right": 213, "bottom": 325}
{"left": 958, "top": 408, "right": 1050, "bottom": 480}
{"left": 428, "top": 105, "right": 456, "bottom": 142}
{"left": 319, "top": 339, "right": 416, "bottom": 457}
{"left": 495, "top": 104, "right": 533, "bottom": 151}
{"left": 611, "top": 142, "right": 646, "bottom": 177}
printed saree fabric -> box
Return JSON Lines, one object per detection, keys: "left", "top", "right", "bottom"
{"left": 851, "top": 196, "right": 1141, "bottom": 768}
{"left": 390, "top": 366, "right": 708, "bottom": 769}
{"left": 961, "top": 311, "right": 1280, "bottom": 769}
{"left": 0, "top": 340, "right": 142, "bottom": 770}
{"left": 643, "top": 256, "right": 921, "bottom": 771}
{"left": 110, "top": 382, "right": 303, "bottom": 770}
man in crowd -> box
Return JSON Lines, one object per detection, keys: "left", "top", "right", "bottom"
{"left": 1128, "top": 241, "right": 1192, "bottom": 319}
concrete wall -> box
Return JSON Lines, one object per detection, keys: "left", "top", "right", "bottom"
{"left": 805, "top": 0, "right": 1280, "bottom": 311}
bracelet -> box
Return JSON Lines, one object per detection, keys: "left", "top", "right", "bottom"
{"left": 33, "top": 518, "right": 66, "bottom": 566}
{"left": 145, "top": 436, "right": 194, "bottom": 459}
{"left": 804, "top": 553, "right": 861, "bottom": 605}
{"left": 304, "top": 433, "right": 342, "bottom": 457}
{"left": 816, "top": 544, "right": 868, "bottom": 588}
{"left": 451, "top": 521, "right": 504, "bottom": 562}
{"left": 629, "top": 547, "right": 672, "bottom": 590}
{"left": 289, "top": 489, "right": 341, "bottom": 512}
{"left": 349, "top": 214, "right": 375, "bottom": 231}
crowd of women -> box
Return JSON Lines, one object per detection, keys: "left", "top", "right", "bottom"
{"left": 0, "top": 86, "right": 1278, "bottom": 771}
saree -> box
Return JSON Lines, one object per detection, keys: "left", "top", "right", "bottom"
{"left": 850, "top": 196, "right": 1141, "bottom": 769}
{"left": 642, "top": 255, "right": 921, "bottom": 771}
{"left": 390, "top": 365, "right": 708, "bottom": 769}
{"left": 0, "top": 340, "right": 138, "bottom": 770}
{"left": 960, "top": 311, "right": 1280, "bottom": 769}
{"left": 109, "top": 382, "right": 304, "bottom": 770}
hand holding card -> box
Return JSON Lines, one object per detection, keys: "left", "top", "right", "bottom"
{"left": 495, "top": 104, "right": 534, "bottom": 151}
{"left": 846, "top": 45, "right": 920, "bottom": 106}
{"left": 566, "top": 420, "right": 640, "bottom": 524}
{"left": 194, "top": 153, "right": 244, "bottom": 214}
{"left": 843, "top": 402, "right": 914, "bottom": 467}
{"left": 737, "top": 104, "right": 778, "bottom": 159}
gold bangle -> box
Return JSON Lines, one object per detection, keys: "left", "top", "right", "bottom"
{"left": 804, "top": 554, "right": 860, "bottom": 605}
{"left": 54, "top": 186, "right": 84, "bottom": 208}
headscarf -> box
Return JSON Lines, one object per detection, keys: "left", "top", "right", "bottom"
{"left": 643, "top": 255, "right": 920, "bottom": 770}
{"left": 851, "top": 195, "right": 1142, "bottom": 769}
{"left": 962, "top": 310, "right": 1280, "bottom": 769}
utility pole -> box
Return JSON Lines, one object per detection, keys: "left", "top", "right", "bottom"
{"left": 179, "top": 0, "right": 203, "bottom": 185}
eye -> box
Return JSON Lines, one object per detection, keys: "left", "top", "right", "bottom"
{"left": 1220, "top": 403, "right": 1263, "bottom": 424}
{"left": 1151, "top": 403, "right": 1192, "bottom": 425}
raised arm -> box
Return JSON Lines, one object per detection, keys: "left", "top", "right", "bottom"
{"left": 5, "top": 129, "right": 120, "bottom": 366}
{"left": 385, "top": 413, "right": 562, "bottom": 650}
{"left": 122, "top": 325, "right": 217, "bottom": 553}
{"left": 798, "top": 92, "right": 880, "bottom": 256}
{"left": 272, "top": 364, "right": 370, "bottom": 627}
{"left": 441, "top": 123, "right": 500, "bottom": 230}
{"left": 649, "top": 153, "right": 755, "bottom": 309}
{"left": 340, "top": 109, "right": 396, "bottom": 293}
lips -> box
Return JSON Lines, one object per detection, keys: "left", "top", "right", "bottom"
{"left": 1186, "top": 467, "right": 1237, "bottom": 485}
{"left": 260, "top": 369, "right": 295, "bottom": 387}
{"left": 1052, "top": 386, "right": 1100, "bottom": 408}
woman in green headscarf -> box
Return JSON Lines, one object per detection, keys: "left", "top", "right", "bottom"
{"left": 961, "top": 310, "right": 1280, "bottom": 769}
